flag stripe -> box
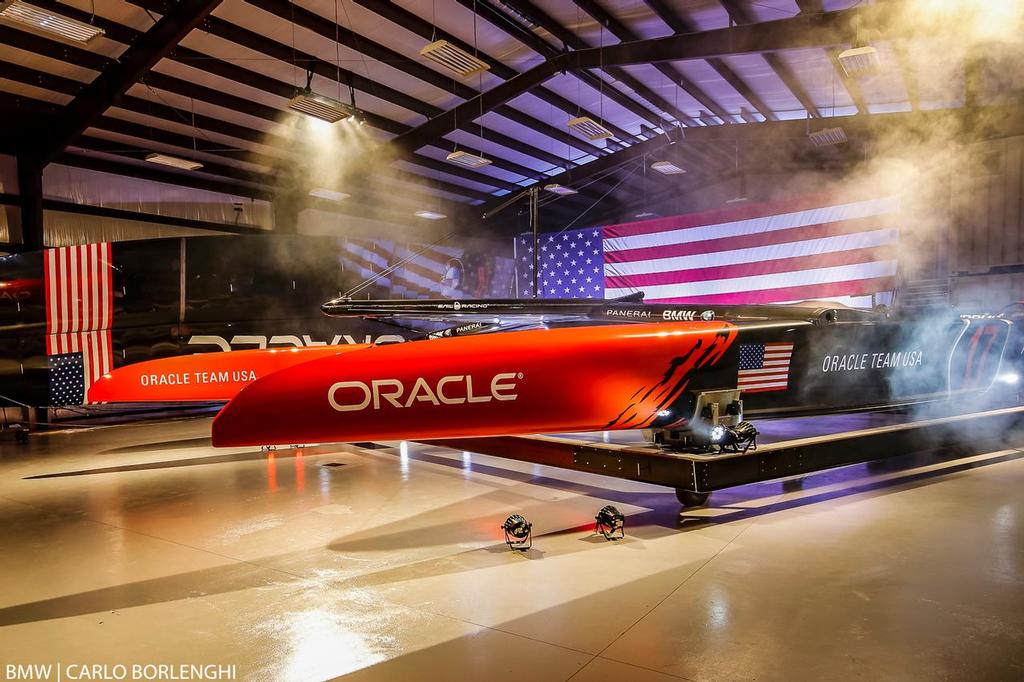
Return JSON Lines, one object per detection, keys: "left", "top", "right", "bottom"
{"left": 606, "top": 260, "right": 897, "bottom": 300}
{"left": 605, "top": 243, "right": 895, "bottom": 289}
{"left": 643, "top": 276, "right": 897, "bottom": 306}
{"left": 606, "top": 226, "right": 896, "bottom": 277}
{"left": 604, "top": 197, "right": 899, "bottom": 249}
{"left": 605, "top": 215, "right": 893, "bottom": 265}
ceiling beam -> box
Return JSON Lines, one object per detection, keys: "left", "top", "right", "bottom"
{"left": 639, "top": 0, "right": 776, "bottom": 121}
{"left": 396, "top": 5, "right": 872, "bottom": 154}
{"left": 0, "top": 66, "right": 498, "bottom": 218}
{"left": 893, "top": 43, "right": 920, "bottom": 111}
{"left": 481, "top": 102, "right": 1024, "bottom": 218}
{"left": 0, "top": 22, "right": 524, "bottom": 197}
{"left": 356, "top": 0, "right": 663, "bottom": 139}
{"left": 569, "top": 0, "right": 734, "bottom": 123}
{"left": 248, "top": 0, "right": 609, "bottom": 160}
{"left": 718, "top": 0, "right": 821, "bottom": 118}
{"left": 794, "top": 0, "right": 825, "bottom": 14}
{"left": 36, "top": 0, "right": 224, "bottom": 164}
{"left": 827, "top": 47, "right": 867, "bottom": 114}
{"left": 500, "top": 0, "right": 697, "bottom": 128}
{"left": 121, "top": 3, "right": 540, "bottom": 181}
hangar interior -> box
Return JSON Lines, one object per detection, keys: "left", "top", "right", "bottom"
{"left": 0, "top": 0, "right": 1023, "bottom": 680}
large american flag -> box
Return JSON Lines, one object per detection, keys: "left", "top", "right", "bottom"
{"left": 516, "top": 196, "right": 900, "bottom": 306}
{"left": 45, "top": 243, "right": 114, "bottom": 404}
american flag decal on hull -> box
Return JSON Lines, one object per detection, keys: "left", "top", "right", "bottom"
{"left": 738, "top": 342, "right": 793, "bottom": 393}
{"left": 45, "top": 243, "right": 114, "bottom": 404}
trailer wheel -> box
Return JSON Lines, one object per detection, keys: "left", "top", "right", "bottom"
{"left": 675, "top": 489, "right": 710, "bottom": 507}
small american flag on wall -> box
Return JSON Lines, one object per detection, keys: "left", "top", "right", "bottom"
{"left": 45, "top": 243, "right": 114, "bottom": 404}
{"left": 737, "top": 342, "right": 794, "bottom": 393}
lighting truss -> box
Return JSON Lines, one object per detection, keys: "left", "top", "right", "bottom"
{"left": 420, "top": 40, "right": 491, "bottom": 78}
{"left": 0, "top": 0, "right": 104, "bottom": 43}
{"left": 144, "top": 153, "right": 203, "bottom": 171}
{"left": 446, "top": 150, "right": 492, "bottom": 168}
{"left": 567, "top": 116, "right": 613, "bottom": 141}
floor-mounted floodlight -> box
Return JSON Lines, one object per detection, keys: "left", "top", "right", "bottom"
{"left": 595, "top": 505, "right": 625, "bottom": 541}
{"left": 709, "top": 421, "right": 758, "bottom": 453}
{"left": 501, "top": 514, "right": 532, "bottom": 550}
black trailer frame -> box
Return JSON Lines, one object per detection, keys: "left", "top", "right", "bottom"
{"left": 435, "top": 406, "right": 1024, "bottom": 506}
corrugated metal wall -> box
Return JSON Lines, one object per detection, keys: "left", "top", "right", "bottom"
{"left": 950, "top": 135, "right": 1024, "bottom": 308}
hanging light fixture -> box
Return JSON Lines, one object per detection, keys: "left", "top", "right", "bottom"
{"left": 144, "top": 153, "right": 203, "bottom": 171}
{"left": 421, "top": 40, "right": 491, "bottom": 78}
{"left": 0, "top": 0, "right": 104, "bottom": 43}
{"left": 445, "top": 150, "right": 492, "bottom": 168}
{"left": 567, "top": 117, "right": 613, "bottom": 141}
{"left": 289, "top": 70, "right": 354, "bottom": 123}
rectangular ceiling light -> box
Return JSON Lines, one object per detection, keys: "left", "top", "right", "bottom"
{"left": 446, "top": 150, "right": 492, "bottom": 168}
{"left": 543, "top": 184, "right": 577, "bottom": 196}
{"left": 145, "top": 153, "right": 203, "bottom": 171}
{"left": 0, "top": 0, "right": 104, "bottom": 43}
{"left": 567, "top": 116, "right": 613, "bottom": 141}
{"left": 420, "top": 40, "right": 491, "bottom": 78}
{"left": 651, "top": 160, "right": 686, "bottom": 175}
{"left": 414, "top": 210, "right": 447, "bottom": 220}
{"left": 837, "top": 45, "right": 880, "bottom": 78}
{"left": 807, "top": 126, "right": 848, "bottom": 148}
{"left": 309, "top": 188, "right": 350, "bottom": 202}
{"left": 289, "top": 90, "right": 353, "bottom": 123}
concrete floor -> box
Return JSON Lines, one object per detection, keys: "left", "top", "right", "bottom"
{"left": 0, "top": 417, "right": 1022, "bottom": 681}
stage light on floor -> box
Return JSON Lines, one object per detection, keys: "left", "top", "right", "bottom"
{"left": 501, "top": 514, "right": 532, "bottom": 550}
{"left": 414, "top": 210, "right": 447, "bottom": 220}
{"left": 595, "top": 505, "right": 625, "bottom": 541}
{"left": 709, "top": 421, "right": 758, "bottom": 453}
